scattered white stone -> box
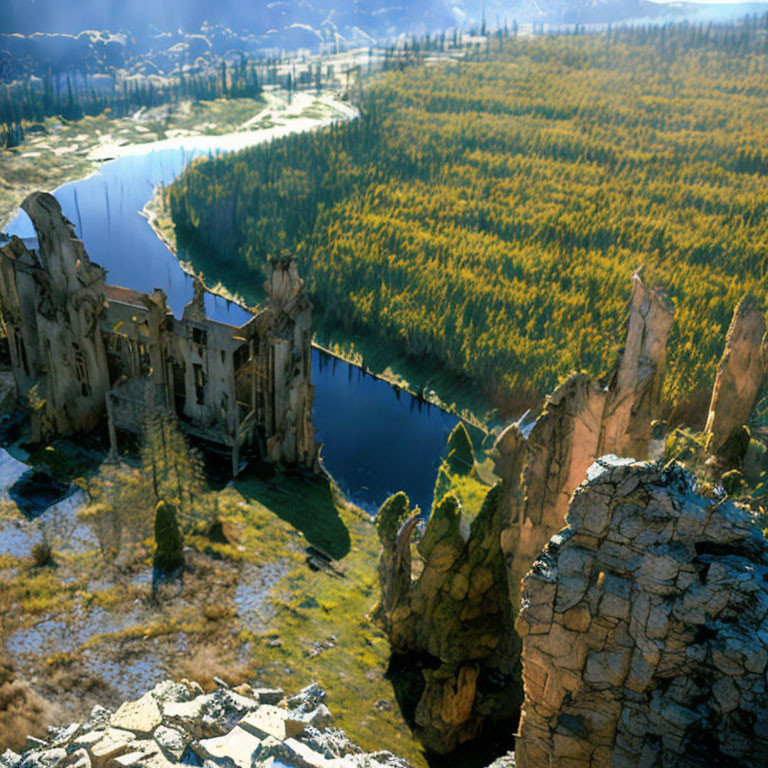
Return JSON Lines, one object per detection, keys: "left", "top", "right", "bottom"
{"left": 252, "top": 688, "right": 284, "bottom": 705}
{"left": 153, "top": 725, "right": 185, "bottom": 761}
{"left": 3, "top": 680, "right": 417, "bottom": 768}
{"left": 111, "top": 692, "right": 163, "bottom": 736}
{"left": 193, "top": 725, "right": 262, "bottom": 768}
{"left": 87, "top": 728, "right": 136, "bottom": 768}
{"left": 239, "top": 705, "right": 305, "bottom": 741}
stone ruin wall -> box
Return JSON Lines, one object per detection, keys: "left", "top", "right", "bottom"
{"left": 0, "top": 191, "right": 318, "bottom": 473}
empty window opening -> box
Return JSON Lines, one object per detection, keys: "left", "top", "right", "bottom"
{"left": 193, "top": 327, "right": 207, "bottom": 347}
{"left": 73, "top": 343, "right": 90, "bottom": 397}
{"left": 194, "top": 363, "right": 206, "bottom": 405}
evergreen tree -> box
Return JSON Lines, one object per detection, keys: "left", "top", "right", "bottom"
{"left": 153, "top": 499, "right": 184, "bottom": 573}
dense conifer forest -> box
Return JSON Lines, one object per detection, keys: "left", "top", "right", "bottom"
{"left": 168, "top": 17, "right": 768, "bottom": 420}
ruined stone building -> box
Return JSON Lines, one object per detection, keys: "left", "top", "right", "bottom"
{"left": 0, "top": 191, "right": 317, "bottom": 473}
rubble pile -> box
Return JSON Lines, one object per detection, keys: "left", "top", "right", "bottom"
{"left": 0, "top": 681, "right": 414, "bottom": 768}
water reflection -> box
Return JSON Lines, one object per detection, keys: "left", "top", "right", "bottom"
{"left": 6, "top": 141, "right": 457, "bottom": 513}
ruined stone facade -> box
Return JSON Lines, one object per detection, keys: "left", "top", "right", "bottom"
{"left": 515, "top": 457, "right": 768, "bottom": 768}
{"left": 0, "top": 192, "right": 317, "bottom": 473}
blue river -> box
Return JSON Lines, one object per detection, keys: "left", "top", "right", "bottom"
{"left": 6, "top": 137, "right": 458, "bottom": 513}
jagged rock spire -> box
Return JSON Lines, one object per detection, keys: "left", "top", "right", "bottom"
{"left": 704, "top": 293, "right": 767, "bottom": 457}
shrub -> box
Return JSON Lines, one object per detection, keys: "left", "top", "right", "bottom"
{"left": 154, "top": 500, "right": 184, "bottom": 573}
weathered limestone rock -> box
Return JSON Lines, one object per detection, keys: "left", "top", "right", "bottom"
{"left": 705, "top": 294, "right": 767, "bottom": 458}
{"left": 506, "top": 374, "right": 606, "bottom": 597}
{"left": 376, "top": 464, "right": 524, "bottom": 753}
{"left": 501, "top": 275, "right": 675, "bottom": 607}
{"left": 597, "top": 274, "right": 676, "bottom": 459}
{"left": 6, "top": 681, "right": 414, "bottom": 768}
{"left": 110, "top": 692, "right": 163, "bottom": 736}
{"left": 515, "top": 457, "right": 768, "bottom": 768}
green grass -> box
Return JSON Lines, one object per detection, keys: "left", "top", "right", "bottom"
{"left": 0, "top": 456, "right": 432, "bottom": 766}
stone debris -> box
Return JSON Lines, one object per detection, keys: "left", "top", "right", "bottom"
{"left": 704, "top": 293, "right": 767, "bottom": 459}
{"left": 6, "top": 681, "right": 414, "bottom": 768}
{"left": 110, "top": 694, "right": 162, "bottom": 737}
{"left": 514, "top": 456, "right": 768, "bottom": 768}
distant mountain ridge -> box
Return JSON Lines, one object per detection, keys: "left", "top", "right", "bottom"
{"left": 1, "top": 0, "right": 766, "bottom": 43}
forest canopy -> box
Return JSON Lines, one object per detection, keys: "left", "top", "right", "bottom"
{"left": 168, "top": 18, "right": 768, "bottom": 422}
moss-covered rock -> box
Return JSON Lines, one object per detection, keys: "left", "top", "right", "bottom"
{"left": 376, "top": 479, "right": 521, "bottom": 754}
{"left": 376, "top": 491, "right": 411, "bottom": 550}
{"left": 432, "top": 464, "right": 452, "bottom": 512}
{"left": 446, "top": 423, "right": 474, "bottom": 476}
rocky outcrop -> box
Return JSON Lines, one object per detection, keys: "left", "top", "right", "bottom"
{"left": 515, "top": 457, "right": 768, "bottom": 768}
{"left": 376, "top": 274, "right": 676, "bottom": 754}
{"left": 375, "top": 468, "right": 524, "bottom": 753}
{"left": 704, "top": 294, "right": 767, "bottom": 459}
{"left": 501, "top": 274, "right": 675, "bottom": 606}
{"left": 1, "top": 680, "right": 413, "bottom": 768}
{"left": 598, "top": 276, "right": 675, "bottom": 459}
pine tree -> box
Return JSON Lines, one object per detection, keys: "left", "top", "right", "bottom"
{"left": 154, "top": 499, "right": 184, "bottom": 573}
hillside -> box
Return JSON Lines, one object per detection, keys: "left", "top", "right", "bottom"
{"left": 166, "top": 18, "right": 768, "bottom": 424}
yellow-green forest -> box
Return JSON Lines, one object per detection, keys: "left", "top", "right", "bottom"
{"left": 168, "top": 19, "right": 768, "bottom": 421}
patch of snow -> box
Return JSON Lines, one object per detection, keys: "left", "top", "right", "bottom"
{"left": 0, "top": 448, "right": 31, "bottom": 497}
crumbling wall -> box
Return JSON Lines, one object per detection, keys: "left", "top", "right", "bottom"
{"left": 515, "top": 457, "right": 768, "bottom": 768}
{"left": 0, "top": 191, "right": 317, "bottom": 474}
{"left": 260, "top": 256, "right": 317, "bottom": 470}
{"left": 0, "top": 192, "right": 111, "bottom": 436}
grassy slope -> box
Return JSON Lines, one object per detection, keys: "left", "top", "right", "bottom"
{"left": 0, "top": 430, "right": 494, "bottom": 765}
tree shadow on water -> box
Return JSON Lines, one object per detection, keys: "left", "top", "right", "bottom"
{"left": 234, "top": 467, "right": 351, "bottom": 561}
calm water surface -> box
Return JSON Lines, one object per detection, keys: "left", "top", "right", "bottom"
{"left": 7, "top": 139, "right": 457, "bottom": 513}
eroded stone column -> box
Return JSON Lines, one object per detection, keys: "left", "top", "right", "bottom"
{"left": 375, "top": 446, "right": 525, "bottom": 753}
{"left": 704, "top": 293, "right": 767, "bottom": 457}
{"left": 502, "top": 275, "right": 675, "bottom": 607}
{"left": 598, "top": 273, "right": 675, "bottom": 460}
